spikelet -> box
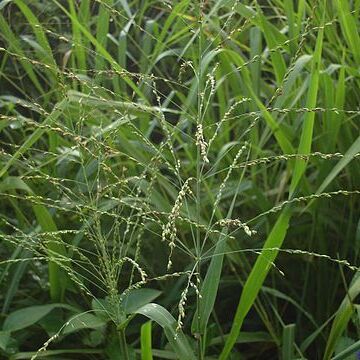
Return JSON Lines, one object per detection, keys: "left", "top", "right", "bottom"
{"left": 208, "top": 98, "right": 251, "bottom": 150}
{"left": 118, "top": 257, "right": 148, "bottom": 282}
{"left": 195, "top": 124, "right": 209, "bottom": 163}
{"left": 178, "top": 60, "right": 194, "bottom": 81}
{"left": 213, "top": 142, "right": 248, "bottom": 211}
{"left": 162, "top": 178, "right": 194, "bottom": 270}
{"left": 176, "top": 273, "right": 201, "bottom": 331}
{"left": 219, "top": 219, "right": 256, "bottom": 237}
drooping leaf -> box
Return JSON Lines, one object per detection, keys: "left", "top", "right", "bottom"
{"left": 62, "top": 313, "right": 107, "bottom": 335}
{"left": 3, "top": 304, "right": 74, "bottom": 332}
{"left": 135, "top": 303, "right": 196, "bottom": 360}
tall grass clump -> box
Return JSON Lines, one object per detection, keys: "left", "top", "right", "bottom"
{"left": 0, "top": 0, "right": 359, "bottom": 359}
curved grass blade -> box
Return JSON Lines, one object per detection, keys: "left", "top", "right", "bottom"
{"left": 219, "top": 206, "right": 292, "bottom": 359}
{"left": 51, "top": 0, "right": 145, "bottom": 100}
{"left": 0, "top": 13, "right": 44, "bottom": 94}
{"left": 324, "top": 273, "right": 360, "bottom": 359}
{"left": 331, "top": 339, "right": 360, "bottom": 360}
{"left": 135, "top": 303, "right": 196, "bottom": 360}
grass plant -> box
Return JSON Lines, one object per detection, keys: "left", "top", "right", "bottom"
{"left": 0, "top": 0, "right": 359, "bottom": 359}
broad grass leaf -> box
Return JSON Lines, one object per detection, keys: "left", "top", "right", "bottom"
{"left": 3, "top": 304, "right": 70, "bottom": 332}
{"left": 62, "top": 313, "right": 107, "bottom": 335}
{"left": 135, "top": 303, "right": 196, "bottom": 360}
{"left": 0, "top": 331, "right": 10, "bottom": 351}
{"left": 121, "top": 289, "right": 162, "bottom": 314}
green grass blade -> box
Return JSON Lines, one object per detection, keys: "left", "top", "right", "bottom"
{"left": 0, "top": 13, "right": 44, "bottom": 94}
{"left": 220, "top": 206, "right": 292, "bottom": 359}
{"left": 327, "top": 62, "right": 345, "bottom": 150}
{"left": 257, "top": 7, "right": 287, "bottom": 84}
{"left": 1, "top": 249, "right": 31, "bottom": 314}
{"left": 52, "top": 0, "right": 145, "bottom": 100}
{"left": 13, "top": 0, "right": 57, "bottom": 70}
{"left": 94, "top": 0, "right": 113, "bottom": 72}
{"left": 0, "top": 176, "right": 68, "bottom": 302}
{"left": 135, "top": 303, "right": 196, "bottom": 360}
{"left": 284, "top": 0, "right": 296, "bottom": 54}
{"left": 32, "top": 204, "right": 68, "bottom": 302}
{"left": 324, "top": 274, "right": 360, "bottom": 359}
{"left": 190, "top": 231, "right": 227, "bottom": 335}
{"left": 67, "top": 0, "right": 87, "bottom": 72}
{"left": 335, "top": 0, "right": 360, "bottom": 64}
{"left": 3, "top": 304, "right": 63, "bottom": 332}
{"left": 66, "top": 90, "right": 175, "bottom": 115}
{"left": 331, "top": 339, "right": 360, "bottom": 360}
{"left": 148, "top": 0, "right": 190, "bottom": 73}
{"left": 139, "top": 20, "right": 156, "bottom": 74}
{"left": 223, "top": 49, "right": 294, "bottom": 154}
{"left": 191, "top": 153, "right": 249, "bottom": 337}
{"left": 282, "top": 324, "right": 296, "bottom": 360}
{"left": 141, "top": 321, "right": 153, "bottom": 360}
{"left": 289, "top": 15, "right": 325, "bottom": 196}
{"left": 316, "top": 136, "right": 360, "bottom": 194}
{"left": 0, "top": 99, "right": 67, "bottom": 178}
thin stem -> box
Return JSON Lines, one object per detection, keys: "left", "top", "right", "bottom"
{"left": 196, "top": 1, "right": 204, "bottom": 359}
{"left": 119, "top": 329, "right": 129, "bottom": 360}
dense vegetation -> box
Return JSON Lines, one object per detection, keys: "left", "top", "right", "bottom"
{"left": 0, "top": 0, "right": 360, "bottom": 359}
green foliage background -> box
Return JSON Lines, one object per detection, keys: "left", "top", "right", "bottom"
{"left": 0, "top": 0, "right": 359, "bottom": 359}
